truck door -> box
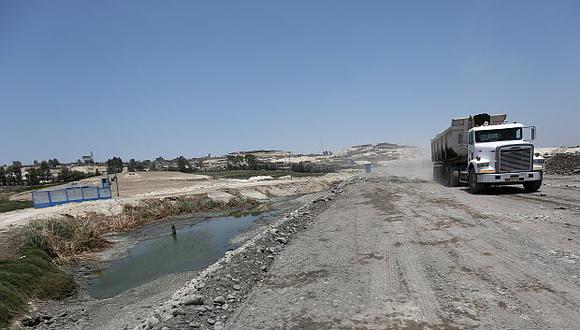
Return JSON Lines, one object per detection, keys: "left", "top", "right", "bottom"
{"left": 467, "top": 131, "right": 474, "bottom": 162}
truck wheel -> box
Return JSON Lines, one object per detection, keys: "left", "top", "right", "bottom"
{"left": 449, "top": 169, "right": 460, "bottom": 187}
{"left": 523, "top": 180, "right": 542, "bottom": 193}
{"left": 433, "top": 167, "right": 441, "bottom": 183}
{"left": 468, "top": 168, "right": 483, "bottom": 194}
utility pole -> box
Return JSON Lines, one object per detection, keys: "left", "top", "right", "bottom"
{"left": 114, "top": 171, "right": 120, "bottom": 197}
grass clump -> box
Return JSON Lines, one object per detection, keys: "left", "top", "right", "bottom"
{"left": 0, "top": 249, "right": 77, "bottom": 328}
{"left": 95, "top": 195, "right": 258, "bottom": 232}
{"left": 21, "top": 217, "right": 109, "bottom": 262}
{"left": 0, "top": 198, "right": 33, "bottom": 213}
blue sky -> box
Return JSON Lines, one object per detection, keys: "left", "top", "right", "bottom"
{"left": 1, "top": 1, "right": 579, "bottom": 164}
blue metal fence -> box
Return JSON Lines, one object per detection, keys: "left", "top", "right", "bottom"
{"left": 32, "top": 185, "right": 113, "bottom": 208}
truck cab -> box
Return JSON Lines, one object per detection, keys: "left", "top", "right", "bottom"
{"left": 465, "top": 122, "right": 544, "bottom": 193}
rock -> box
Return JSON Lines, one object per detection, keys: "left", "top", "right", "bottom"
{"left": 189, "top": 322, "right": 201, "bottom": 328}
{"left": 222, "top": 303, "right": 229, "bottom": 310}
{"left": 147, "top": 316, "right": 160, "bottom": 328}
{"left": 276, "top": 237, "right": 288, "bottom": 244}
{"left": 213, "top": 296, "right": 226, "bottom": 305}
{"left": 21, "top": 316, "right": 42, "bottom": 327}
{"left": 233, "top": 284, "right": 242, "bottom": 291}
{"left": 162, "top": 327, "right": 170, "bottom": 330}
{"left": 261, "top": 265, "right": 267, "bottom": 271}
{"left": 207, "top": 317, "right": 216, "bottom": 325}
{"left": 182, "top": 294, "right": 204, "bottom": 306}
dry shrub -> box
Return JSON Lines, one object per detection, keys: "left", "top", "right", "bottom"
{"left": 93, "top": 194, "right": 257, "bottom": 233}
{"left": 21, "top": 217, "right": 109, "bottom": 262}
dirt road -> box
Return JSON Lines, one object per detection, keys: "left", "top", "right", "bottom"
{"left": 228, "top": 161, "right": 580, "bottom": 329}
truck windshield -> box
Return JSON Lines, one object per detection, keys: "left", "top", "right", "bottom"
{"left": 475, "top": 128, "right": 522, "bottom": 143}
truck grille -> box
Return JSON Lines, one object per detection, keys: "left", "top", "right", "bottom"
{"left": 498, "top": 145, "right": 533, "bottom": 173}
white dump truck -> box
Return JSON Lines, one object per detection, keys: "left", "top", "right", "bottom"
{"left": 431, "top": 113, "right": 544, "bottom": 194}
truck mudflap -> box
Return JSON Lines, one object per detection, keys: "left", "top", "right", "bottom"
{"left": 477, "top": 171, "right": 542, "bottom": 184}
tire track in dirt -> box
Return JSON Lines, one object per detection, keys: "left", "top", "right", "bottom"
{"left": 408, "top": 181, "right": 580, "bottom": 329}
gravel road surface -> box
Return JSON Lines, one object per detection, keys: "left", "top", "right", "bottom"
{"left": 228, "top": 160, "right": 580, "bottom": 329}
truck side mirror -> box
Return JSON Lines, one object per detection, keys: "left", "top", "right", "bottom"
{"left": 531, "top": 126, "right": 536, "bottom": 140}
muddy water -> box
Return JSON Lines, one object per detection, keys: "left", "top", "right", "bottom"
{"left": 88, "top": 211, "right": 277, "bottom": 299}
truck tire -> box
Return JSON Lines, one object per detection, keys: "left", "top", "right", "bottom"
{"left": 450, "top": 169, "right": 460, "bottom": 187}
{"left": 445, "top": 167, "right": 459, "bottom": 187}
{"left": 433, "top": 167, "right": 439, "bottom": 182}
{"left": 468, "top": 167, "right": 483, "bottom": 194}
{"left": 523, "top": 180, "right": 542, "bottom": 193}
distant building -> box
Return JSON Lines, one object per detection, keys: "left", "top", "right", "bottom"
{"left": 81, "top": 152, "right": 95, "bottom": 165}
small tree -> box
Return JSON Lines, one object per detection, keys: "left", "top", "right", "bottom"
{"left": 176, "top": 156, "right": 191, "bottom": 173}
{"left": 0, "top": 166, "right": 6, "bottom": 186}
{"left": 26, "top": 168, "right": 41, "bottom": 186}
{"left": 245, "top": 154, "right": 259, "bottom": 170}
{"left": 106, "top": 157, "right": 124, "bottom": 174}
{"left": 48, "top": 158, "right": 60, "bottom": 168}
{"left": 7, "top": 165, "right": 23, "bottom": 185}
{"left": 226, "top": 155, "right": 246, "bottom": 170}
{"left": 127, "top": 159, "right": 137, "bottom": 172}
{"left": 58, "top": 167, "right": 72, "bottom": 182}
{"left": 40, "top": 161, "right": 51, "bottom": 182}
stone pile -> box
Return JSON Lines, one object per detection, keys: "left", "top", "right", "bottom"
{"left": 545, "top": 154, "right": 580, "bottom": 175}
